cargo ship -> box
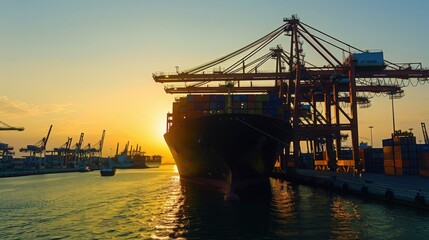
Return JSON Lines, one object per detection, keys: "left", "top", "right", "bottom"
{"left": 112, "top": 148, "right": 162, "bottom": 169}
{"left": 163, "top": 93, "right": 293, "bottom": 197}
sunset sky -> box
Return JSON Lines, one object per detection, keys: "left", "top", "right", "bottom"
{"left": 1, "top": 1, "right": 429, "bottom": 162}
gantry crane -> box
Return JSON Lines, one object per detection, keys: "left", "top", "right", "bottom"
{"left": 54, "top": 137, "right": 73, "bottom": 167}
{"left": 422, "top": 123, "right": 429, "bottom": 145}
{"left": 153, "top": 15, "right": 429, "bottom": 172}
{"left": 84, "top": 130, "right": 106, "bottom": 167}
{"left": 0, "top": 121, "right": 24, "bottom": 131}
{"left": 0, "top": 121, "right": 24, "bottom": 158}
{"left": 20, "top": 125, "right": 53, "bottom": 168}
{"left": 70, "top": 133, "right": 85, "bottom": 167}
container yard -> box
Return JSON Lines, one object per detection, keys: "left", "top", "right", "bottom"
{"left": 0, "top": 126, "right": 108, "bottom": 177}
{"left": 0, "top": 124, "right": 163, "bottom": 177}
{"left": 154, "top": 15, "right": 429, "bottom": 207}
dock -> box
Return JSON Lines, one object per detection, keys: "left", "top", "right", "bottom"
{"left": 0, "top": 168, "right": 83, "bottom": 178}
{"left": 272, "top": 169, "right": 429, "bottom": 209}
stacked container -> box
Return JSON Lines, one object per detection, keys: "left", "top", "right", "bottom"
{"left": 359, "top": 148, "right": 384, "bottom": 173}
{"left": 383, "top": 132, "right": 418, "bottom": 176}
{"left": 416, "top": 144, "right": 429, "bottom": 177}
{"left": 172, "top": 93, "right": 288, "bottom": 122}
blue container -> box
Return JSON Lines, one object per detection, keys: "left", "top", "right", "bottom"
{"left": 382, "top": 138, "right": 393, "bottom": 146}
{"left": 210, "top": 102, "right": 218, "bottom": 110}
{"left": 352, "top": 51, "right": 384, "bottom": 67}
{"left": 240, "top": 95, "right": 248, "bottom": 102}
{"left": 187, "top": 95, "right": 195, "bottom": 102}
{"left": 194, "top": 102, "right": 202, "bottom": 110}
{"left": 269, "top": 93, "right": 278, "bottom": 101}
{"left": 232, "top": 95, "right": 241, "bottom": 102}
{"left": 416, "top": 144, "right": 429, "bottom": 152}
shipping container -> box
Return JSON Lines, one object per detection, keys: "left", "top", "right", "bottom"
{"left": 171, "top": 94, "right": 288, "bottom": 123}
{"left": 350, "top": 51, "right": 384, "bottom": 68}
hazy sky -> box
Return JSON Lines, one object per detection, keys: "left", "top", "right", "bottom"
{"left": 1, "top": 0, "right": 429, "bottom": 161}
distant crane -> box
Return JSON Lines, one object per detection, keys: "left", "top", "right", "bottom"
{"left": 82, "top": 130, "right": 106, "bottom": 168}
{"left": 0, "top": 121, "right": 24, "bottom": 158}
{"left": 51, "top": 137, "right": 73, "bottom": 167}
{"left": 0, "top": 121, "right": 24, "bottom": 131}
{"left": 421, "top": 123, "right": 429, "bottom": 144}
{"left": 19, "top": 125, "right": 53, "bottom": 168}
{"left": 96, "top": 130, "right": 106, "bottom": 156}
{"left": 71, "top": 133, "right": 85, "bottom": 167}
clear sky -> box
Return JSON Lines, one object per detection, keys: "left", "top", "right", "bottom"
{"left": 1, "top": 0, "right": 429, "bottom": 162}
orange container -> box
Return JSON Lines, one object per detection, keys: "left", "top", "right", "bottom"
{"left": 419, "top": 169, "right": 429, "bottom": 177}
{"left": 395, "top": 167, "right": 403, "bottom": 176}
{"left": 384, "top": 166, "right": 395, "bottom": 175}
{"left": 384, "top": 160, "right": 394, "bottom": 167}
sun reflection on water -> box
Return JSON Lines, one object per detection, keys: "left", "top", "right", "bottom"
{"left": 150, "top": 175, "right": 187, "bottom": 239}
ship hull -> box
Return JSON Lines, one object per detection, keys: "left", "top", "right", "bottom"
{"left": 164, "top": 114, "right": 292, "bottom": 195}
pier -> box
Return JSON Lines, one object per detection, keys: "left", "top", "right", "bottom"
{"left": 272, "top": 169, "right": 428, "bottom": 209}
{"left": 0, "top": 168, "right": 82, "bottom": 178}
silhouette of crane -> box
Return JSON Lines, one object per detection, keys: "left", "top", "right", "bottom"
{"left": 0, "top": 121, "right": 24, "bottom": 131}
{"left": 421, "top": 123, "right": 429, "bottom": 144}
{"left": 19, "top": 125, "right": 52, "bottom": 168}
{"left": 154, "top": 15, "right": 429, "bottom": 172}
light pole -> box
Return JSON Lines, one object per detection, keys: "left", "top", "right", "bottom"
{"left": 390, "top": 92, "right": 396, "bottom": 135}
{"left": 369, "top": 126, "right": 374, "bottom": 147}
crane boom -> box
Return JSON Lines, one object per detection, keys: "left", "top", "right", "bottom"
{"left": 0, "top": 121, "right": 24, "bottom": 131}
{"left": 42, "top": 125, "right": 53, "bottom": 150}
{"left": 421, "top": 123, "right": 429, "bottom": 144}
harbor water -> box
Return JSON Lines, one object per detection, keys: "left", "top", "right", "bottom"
{"left": 1, "top": 165, "right": 428, "bottom": 239}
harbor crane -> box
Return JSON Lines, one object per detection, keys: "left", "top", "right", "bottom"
{"left": 422, "top": 123, "right": 429, "bottom": 145}
{"left": 19, "top": 125, "right": 53, "bottom": 168}
{"left": 0, "top": 121, "right": 24, "bottom": 131}
{"left": 84, "top": 130, "right": 106, "bottom": 167}
{"left": 48, "top": 137, "right": 73, "bottom": 168}
{"left": 0, "top": 121, "right": 24, "bottom": 157}
{"left": 71, "top": 133, "right": 85, "bottom": 167}
{"left": 92, "top": 130, "right": 106, "bottom": 157}
{"left": 154, "top": 15, "right": 429, "bottom": 172}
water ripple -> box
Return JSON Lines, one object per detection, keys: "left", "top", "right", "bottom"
{"left": 0, "top": 166, "right": 428, "bottom": 239}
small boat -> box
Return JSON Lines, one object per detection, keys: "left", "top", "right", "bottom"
{"left": 100, "top": 166, "right": 116, "bottom": 176}
{"left": 100, "top": 158, "right": 116, "bottom": 176}
{"left": 79, "top": 165, "right": 91, "bottom": 172}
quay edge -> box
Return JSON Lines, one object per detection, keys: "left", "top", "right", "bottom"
{"left": 272, "top": 169, "right": 429, "bottom": 210}
{"left": 0, "top": 168, "right": 83, "bottom": 178}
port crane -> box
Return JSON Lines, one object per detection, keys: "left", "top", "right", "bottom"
{"left": 92, "top": 130, "right": 106, "bottom": 157}
{"left": 55, "top": 137, "right": 73, "bottom": 167}
{"left": 154, "top": 15, "right": 429, "bottom": 172}
{"left": 0, "top": 121, "right": 24, "bottom": 157}
{"left": 70, "top": 133, "right": 85, "bottom": 167}
{"left": 422, "top": 123, "right": 429, "bottom": 145}
{"left": 83, "top": 130, "right": 106, "bottom": 167}
{"left": 19, "top": 125, "right": 53, "bottom": 168}
{"left": 0, "top": 121, "right": 24, "bottom": 131}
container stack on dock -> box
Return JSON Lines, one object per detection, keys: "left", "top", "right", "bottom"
{"left": 173, "top": 93, "right": 288, "bottom": 121}
{"left": 359, "top": 147, "right": 384, "bottom": 173}
{"left": 383, "top": 131, "right": 418, "bottom": 176}
{"left": 416, "top": 144, "right": 429, "bottom": 177}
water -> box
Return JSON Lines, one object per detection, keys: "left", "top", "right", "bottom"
{"left": 1, "top": 165, "right": 428, "bottom": 239}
